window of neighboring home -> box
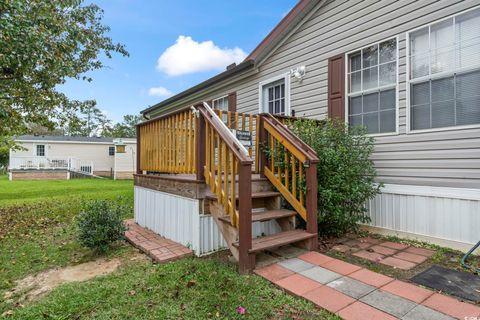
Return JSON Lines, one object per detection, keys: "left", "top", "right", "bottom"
{"left": 212, "top": 96, "right": 229, "bottom": 111}
{"left": 259, "top": 74, "right": 290, "bottom": 115}
{"left": 347, "top": 38, "right": 398, "bottom": 134}
{"left": 35, "top": 144, "right": 45, "bottom": 156}
{"left": 109, "top": 146, "right": 115, "bottom": 156}
{"left": 408, "top": 7, "right": 480, "bottom": 131}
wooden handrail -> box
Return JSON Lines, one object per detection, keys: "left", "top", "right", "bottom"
{"left": 261, "top": 113, "right": 319, "bottom": 166}
{"left": 198, "top": 102, "right": 253, "bottom": 273}
{"left": 259, "top": 113, "right": 318, "bottom": 248}
{"left": 197, "top": 103, "right": 252, "bottom": 165}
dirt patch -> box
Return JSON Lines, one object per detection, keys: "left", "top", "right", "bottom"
{"left": 4, "top": 258, "right": 121, "bottom": 302}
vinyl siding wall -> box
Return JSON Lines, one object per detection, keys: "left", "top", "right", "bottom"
{"left": 149, "top": 0, "right": 480, "bottom": 189}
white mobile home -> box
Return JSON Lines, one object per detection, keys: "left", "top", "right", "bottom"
{"left": 9, "top": 135, "right": 136, "bottom": 180}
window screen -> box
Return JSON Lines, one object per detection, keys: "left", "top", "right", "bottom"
{"left": 212, "top": 96, "right": 229, "bottom": 111}
{"left": 109, "top": 146, "right": 115, "bottom": 156}
{"left": 348, "top": 38, "right": 397, "bottom": 134}
{"left": 409, "top": 8, "right": 480, "bottom": 130}
{"left": 262, "top": 79, "right": 285, "bottom": 115}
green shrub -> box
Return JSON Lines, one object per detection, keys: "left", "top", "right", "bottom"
{"left": 287, "top": 119, "right": 382, "bottom": 237}
{"left": 76, "top": 198, "right": 127, "bottom": 252}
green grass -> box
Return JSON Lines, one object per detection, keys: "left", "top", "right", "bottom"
{"left": 0, "top": 176, "right": 336, "bottom": 319}
{"left": 0, "top": 175, "right": 133, "bottom": 205}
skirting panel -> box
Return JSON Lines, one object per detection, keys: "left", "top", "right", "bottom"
{"left": 367, "top": 184, "right": 480, "bottom": 249}
{"left": 134, "top": 186, "right": 281, "bottom": 256}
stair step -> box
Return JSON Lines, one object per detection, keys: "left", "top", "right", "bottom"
{"left": 233, "top": 230, "right": 316, "bottom": 253}
{"left": 206, "top": 191, "right": 281, "bottom": 201}
{"left": 218, "top": 209, "right": 296, "bottom": 225}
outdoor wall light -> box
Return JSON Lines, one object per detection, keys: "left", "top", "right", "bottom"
{"left": 290, "top": 65, "right": 306, "bottom": 82}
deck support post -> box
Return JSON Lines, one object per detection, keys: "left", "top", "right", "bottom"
{"left": 238, "top": 162, "right": 254, "bottom": 274}
{"left": 196, "top": 106, "right": 206, "bottom": 181}
{"left": 305, "top": 164, "right": 318, "bottom": 250}
{"left": 136, "top": 125, "right": 142, "bottom": 174}
{"left": 258, "top": 115, "right": 267, "bottom": 179}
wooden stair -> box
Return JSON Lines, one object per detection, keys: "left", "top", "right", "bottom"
{"left": 206, "top": 191, "right": 281, "bottom": 201}
{"left": 218, "top": 209, "right": 297, "bottom": 224}
{"left": 233, "top": 230, "right": 316, "bottom": 253}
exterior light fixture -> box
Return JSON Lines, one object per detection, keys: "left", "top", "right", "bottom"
{"left": 290, "top": 65, "right": 306, "bottom": 81}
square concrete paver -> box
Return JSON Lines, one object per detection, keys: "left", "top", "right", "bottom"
{"left": 380, "top": 280, "right": 433, "bottom": 303}
{"left": 321, "top": 259, "right": 362, "bottom": 275}
{"left": 348, "top": 268, "right": 394, "bottom": 288}
{"left": 254, "top": 264, "right": 294, "bottom": 282}
{"left": 422, "top": 293, "right": 480, "bottom": 319}
{"left": 404, "top": 246, "right": 435, "bottom": 257}
{"left": 360, "top": 289, "right": 417, "bottom": 318}
{"left": 380, "top": 241, "right": 409, "bottom": 250}
{"left": 380, "top": 256, "right": 417, "bottom": 270}
{"left": 370, "top": 245, "right": 398, "bottom": 256}
{"left": 278, "top": 258, "right": 315, "bottom": 273}
{"left": 353, "top": 250, "right": 385, "bottom": 262}
{"left": 402, "top": 305, "right": 455, "bottom": 320}
{"left": 274, "top": 273, "right": 322, "bottom": 296}
{"left": 297, "top": 251, "right": 334, "bottom": 266}
{"left": 393, "top": 251, "right": 427, "bottom": 264}
{"left": 303, "top": 285, "right": 356, "bottom": 313}
{"left": 327, "top": 276, "right": 376, "bottom": 299}
{"left": 338, "top": 301, "right": 397, "bottom": 320}
{"left": 300, "top": 266, "right": 341, "bottom": 284}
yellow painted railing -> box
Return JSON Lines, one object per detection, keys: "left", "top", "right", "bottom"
{"left": 214, "top": 110, "right": 260, "bottom": 173}
{"left": 259, "top": 113, "right": 319, "bottom": 222}
{"left": 138, "top": 109, "right": 196, "bottom": 173}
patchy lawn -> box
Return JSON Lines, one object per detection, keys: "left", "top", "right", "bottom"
{"left": 0, "top": 176, "right": 335, "bottom": 319}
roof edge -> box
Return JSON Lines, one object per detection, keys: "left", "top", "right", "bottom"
{"left": 141, "top": 59, "right": 255, "bottom": 116}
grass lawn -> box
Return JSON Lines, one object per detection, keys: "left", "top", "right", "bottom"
{"left": 0, "top": 176, "right": 336, "bottom": 319}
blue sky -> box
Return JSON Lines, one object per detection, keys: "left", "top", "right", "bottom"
{"left": 61, "top": 0, "right": 297, "bottom": 123}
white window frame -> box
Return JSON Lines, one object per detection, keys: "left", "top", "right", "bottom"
{"left": 258, "top": 73, "right": 291, "bottom": 116}
{"left": 34, "top": 144, "right": 47, "bottom": 157}
{"left": 344, "top": 36, "right": 400, "bottom": 137}
{"left": 406, "top": 5, "right": 480, "bottom": 134}
{"left": 212, "top": 95, "right": 229, "bottom": 111}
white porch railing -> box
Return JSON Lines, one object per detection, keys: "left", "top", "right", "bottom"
{"left": 9, "top": 156, "right": 94, "bottom": 176}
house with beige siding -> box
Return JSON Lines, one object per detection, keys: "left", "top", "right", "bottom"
{"left": 9, "top": 135, "right": 136, "bottom": 180}
{"left": 133, "top": 0, "right": 480, "bottom": 271}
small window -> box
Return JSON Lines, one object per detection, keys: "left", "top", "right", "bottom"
{"left": 347, "top": 38, "right": 397, "bottom": 134}
{"left": 408, "top": 8, "right": 480, "bottom": 131}
{"left": 109, "top": 146, "right": 115, "bottom": 156}
{"left": 116, "top": 145, "right": 126, "bottom": 153}
{"left": 36, "top": 144, "right": 45, "bottom": 156}
{"left": 261, "top": 78, "right": 287, "bottom": 115}
{"left": 212, "top": 96, "right": 229, "bottom": 111}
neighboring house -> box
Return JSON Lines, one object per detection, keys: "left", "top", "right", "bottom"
{"left": 135, "top": 0, "right": 480, "bottom": 264}
{"left": 9, "top": 135, "right": 136, "bottom": 180}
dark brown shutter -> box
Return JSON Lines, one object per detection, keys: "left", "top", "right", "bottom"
{"left": 228, "top": 92, "right": 237, "bottom": 113}
{"left": 328, "top": 54, "right": 345, "bottom": 121}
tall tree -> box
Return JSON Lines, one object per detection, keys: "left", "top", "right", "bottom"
{"left": 0, "top": 0, "right": 128, "bottom": 148}
{"left": 104, "top": 114, "right": 142, "bottom": 138}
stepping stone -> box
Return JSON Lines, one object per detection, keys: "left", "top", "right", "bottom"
{"left": 404, "top": 246, "right": 435, "bottom": 257}
{"left": 402, "top": 305, "right": 455, "bottom": 320}
{"left": 360, "top": 289, "right": 417, "bottom": 318}
{"left": 278, "top": 258, "right": 315, "bottom": 273}
{"left": 393, "top": 251, "right": 427, "bottom": 264}
{"left": 380, "top": 256, "right": 417, "bottom": 270}
{"left": 380, "top": 241, "right": 409, "bottom": 250}
{"left": 327, "top": 276, "right": 376, "bottom": 299}
{"left": 300, "top": 266, "right": 341, "bottom": 284}
{"left": 349, "top": 268, "right": 395, "bottom": 288}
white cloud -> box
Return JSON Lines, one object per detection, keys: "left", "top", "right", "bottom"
{"left": 156, "top": 36, "right": 247, "bottom": 76}
{"left": 148, "top": 86, "right": 173, "bottom": 97}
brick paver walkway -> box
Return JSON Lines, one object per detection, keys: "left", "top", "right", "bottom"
{"left": 255, "top": 252, "right": 480, "bottom": 320}
{"left": 333, "top": 237, "right": 436, "bottom": 270}
{"left": 124, "top": 219, "right": 193, "bottom": 263}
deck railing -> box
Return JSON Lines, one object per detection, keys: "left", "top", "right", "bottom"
{"left": 137, "top": 108, "right": 196, "bottom": 174}
{"left": 258, "top": 113, "right": 319, "bottom": 245}
{"left": 9, "top": 156, "right": 93, "bottom": 175}
{"left": 197, "top": 102, "right": 254, "bottom": 273}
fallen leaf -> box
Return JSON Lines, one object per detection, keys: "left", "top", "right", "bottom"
{"left": 128, "top": 290, "right": 136, "bottom": 296}
{"left": 186, "top": 280, "right": 196, "bottom": 288}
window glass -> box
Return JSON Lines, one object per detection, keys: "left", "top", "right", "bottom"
{"left": 262, "top": 79, "right": 285, "bottom": 115}
{"left": 212, "top": 96, "right": 229, "bottom": 111}
{"left": 36, "top": 144, "right": 45, "bottom": 156}
{"left": 409, "top": 9, "right": 480, "bottom": 130}
{"left": 109, "top": 146, "right": 115, "bottom": 156}
{"left": 347, "top": 38, "right": 397, "bottom": 134}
